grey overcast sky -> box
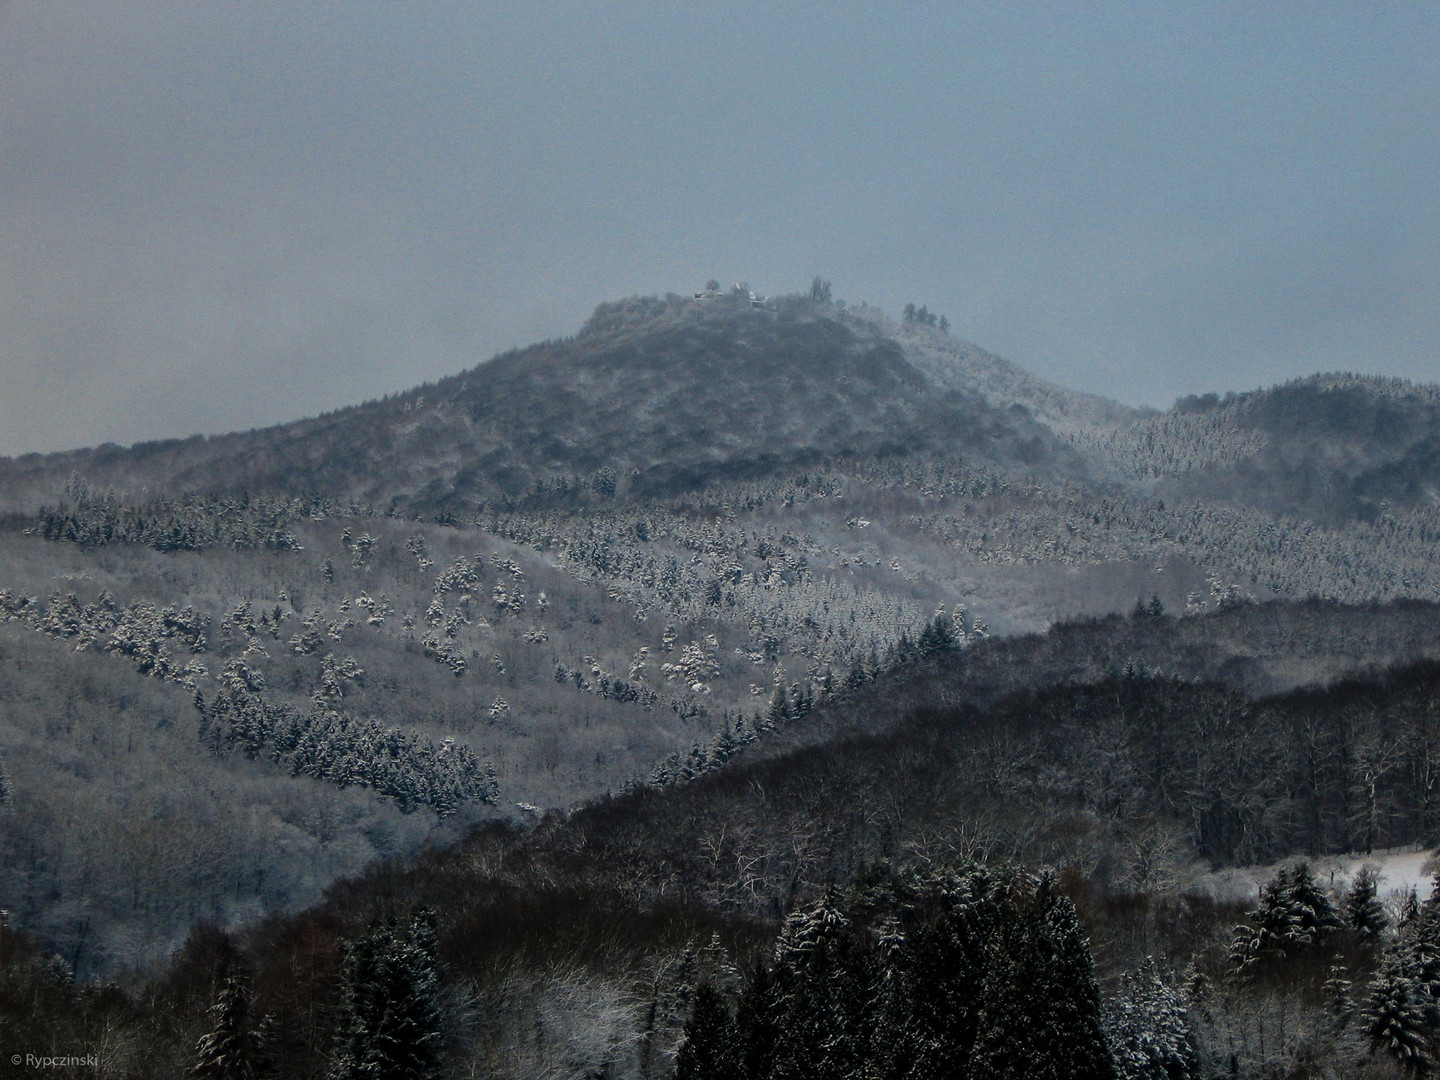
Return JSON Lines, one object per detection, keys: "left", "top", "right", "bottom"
{"left": 2, "top": 3, "right": 1438, "bottom": 455}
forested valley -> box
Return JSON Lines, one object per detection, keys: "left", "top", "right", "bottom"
{"left": 4, "top": 287, "right": 1440, "bottom": 1077}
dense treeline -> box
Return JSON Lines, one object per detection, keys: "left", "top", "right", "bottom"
{"left": 202, "top": 687, "right": 499, "bottom": 816}
{"left": 638, "top": 612, "right": 964, "bottom": 792}
{"left": 33, "top": 476, "right": 382, "bottom": 552}
{"left": 25, "top": 444, "right": 1440, "bottom": 702}
{"left": 469, "top": 449, "right": 1440, "bottom": 646}
{"left": 0, "top": 620, "right": 443, "bottom": 979}
{"left": 1, "top": 819, "right": 1430, "bottom": 1077}
{"left": 0, "top": 585, "right": 500, "bottom": 816}
{"left": 848, "top": 454, "right": 1440, "bottom": 605}
{"left": 1078, "top": 373, "right": 1440, "bottom": 523}
{"left": 674, "top": 867, "right": 1119, "bottom": 1080}
{"left": 1, "top": 586, "right": 208, "bottom": 685}
{"left": 960, "top": 661, "right": 1440, "bottom": 864}
{"left": 370, "top": 651, "right": 1440, "bottom": 926}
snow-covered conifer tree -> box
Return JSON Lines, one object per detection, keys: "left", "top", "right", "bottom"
{"left": 1346, "top": 865, "right": 1390, "bottom": 939}
{"left": 329, "top": 911, "right": 443, "bottom": 1080}
{"left": 970, "top": 878, "right": 1115, "bottom": 1080}
{"left": 1360, "top": 957, "right": 1433, "bottom": 1075}
{"left": 1105, "top": 962, "right": 1198, "bottom": 1080}
{"left": 673, "top": 983, "right": 739, "bottom": 1080}
{"left": 191, "top": 974, "right": 267, "bottom": 1080}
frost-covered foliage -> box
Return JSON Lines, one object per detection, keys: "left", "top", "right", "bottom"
{"left": 1230, "top": 863, "right": 1344, "bottom": 972}
{"left": 1075, "top": 406, "right": 1269, "bottom": 480}
{"left": 33, "top": 477, "right": 351, "bottom": 552}
{"left": 1078, "top": 372, "right": 1440, "bottom": 480}
{"left": 851, "top": 455, "right": 1440, "bottom": 604}
{"left": 1072, "top": 372, "right": 1440, "bottom": 530}
{"left": 202, "top": 687, "right": 498, "bottom": 816}
{"left": 2, "top": 588, "right": 209, "bottom": 685}
{"left": 1360, "top": 957, "right": 1434, "bottom": 1074}
{"left": 1105, "top": 963, "right": 1198, "bottom": 1080}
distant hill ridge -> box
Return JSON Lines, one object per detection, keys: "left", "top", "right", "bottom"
{"left": 1269, "top": 370, "right": 1440, "bottom": 403}
{"left": 1, "top": 287, "right": 1438, "bottom": 527}
{"left": 1078, "top": 369, "right": 1440, "bottom": 521}
{"left": 0, "top": 290, "right": 1095, "bottom": 514}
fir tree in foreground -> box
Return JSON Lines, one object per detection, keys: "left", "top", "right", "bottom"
{"left": 969, "top": 876, "right": 1115, "bottom": 1080}
{"left": 329, "top": 910, "right": 444, "bottom": 1080}
{"left": 674, "top": 983, "right": 741, "bottom": 1080}
{"left": 1360, "top": 957, "right": 1434, "bottom": 1076}
{"left": 191, "top": 973, "right": 269, "bottom": 1080}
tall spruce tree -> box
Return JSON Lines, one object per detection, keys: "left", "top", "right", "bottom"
{"left": 969, "top": 879, "right": 1115, "bottom": 1080}
{"left": 868, "top": 915, "right": 922, "bottom": 1080}
{"left": 1361, "top": 957, "right": 1434, "bottom": 1076}
{"left": 765, "top": 685, "right": 791, "bottom": 729}
{"left": 1346, "top": 866, "right": 1390, "bottom": 939}
{"left": 1399, "top": 909, "right": 1440, "bottom": 1003}
{"left": 329, "top": 910, "right": 443, "bottom": 1080}
{"left": 734, "top": 961, "right": 780, "bottom": 1080}
{"left": 673, "top": 983, "right": 740, "bottom": 1080}
{"left": 768, "top": 890, "right": 876, "bottom": 1080}
{"left": 873, "top": 870, "right": 999, "bottom": 1079}
{"left": 191, "top": 974, "right": 267, "bottom": 1080}
{"left": 916, "top": 612, "right": 956, "bottom": 655}
{"left": 1400, "top": 887, "right": 1422, "bottom": 931}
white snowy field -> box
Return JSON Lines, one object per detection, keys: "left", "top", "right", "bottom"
{"left": 1197, "top": 847, "right": 1438, "bottom": 909}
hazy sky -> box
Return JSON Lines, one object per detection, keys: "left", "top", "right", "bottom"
{"left": 2, "top": 3, "right": 1438, "bottom": 455}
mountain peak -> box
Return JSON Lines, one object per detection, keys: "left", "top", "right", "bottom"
{"left": 0, "top": 289, "right": 1098, "bottom": 514}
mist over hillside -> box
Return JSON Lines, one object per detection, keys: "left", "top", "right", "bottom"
{"left": 5, "top": 285, "right": 1440, "bottom": 1078}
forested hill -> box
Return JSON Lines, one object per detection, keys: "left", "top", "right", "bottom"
{"left": 6, "top": 282, "right": 1440, "bottom": 1076}
{"left": 4, "top": 288, "right": 1437, "bottom": 530}
{"left": 0, "top": 291, "right": 1101, "bottom": 516}
{"left": 1081, "top": 373, "right": 1440, "bottom": 523}
{"left": 15, "top": 601, "right": 1440, "bottom": 1079}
